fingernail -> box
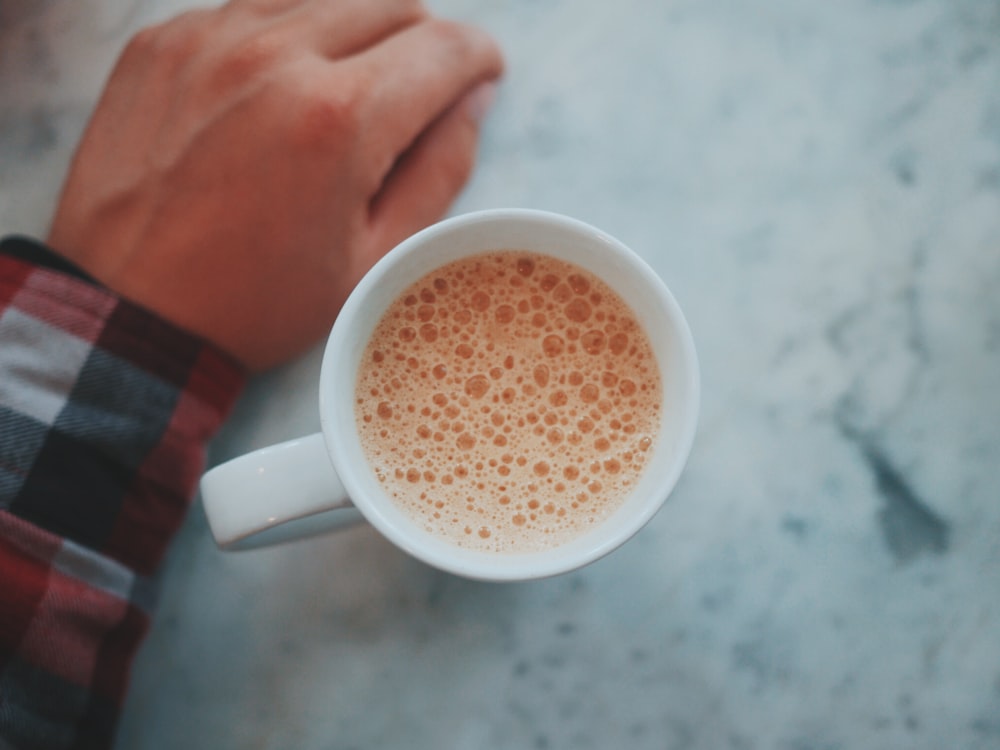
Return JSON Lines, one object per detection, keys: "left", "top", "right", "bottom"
{"left": 463, "top": 80, "right": 498, "bottom": 124}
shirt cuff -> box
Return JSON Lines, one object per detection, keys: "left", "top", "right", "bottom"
{"left": 0, "top": 234, "right": 99, "bottom": 285}
{"left": 0, "top": 245, "right": 246, "bottom": 575}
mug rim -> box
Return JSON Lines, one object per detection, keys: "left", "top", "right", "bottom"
{"left": 320, "top": 208, "right": 699, "bottom": 580}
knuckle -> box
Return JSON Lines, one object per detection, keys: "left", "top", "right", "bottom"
{"left": 343, "top": 0, "right": 426, "bottom": 26}
{"left": 284, "top": 76, "right": 364, "bottom": 149}
{"left": 420, "top": 17, "right": 502, "bottom": 77}
{"left": 423, "top": 17, "right": 482, "bottom": 59}
{"left": 123, "top": 26, "right": 159, "bottom": 58}
{"left": 398, "top": 0, "right": 429, "bottom": 20}
{"left": 211, "top": 33, "right": 284, "bottom": 86}
{"left": 125, "top": 10, "right": 213, "bottom": 66}
{"left": 234, "top": 0, "right": 299, "bottom": 16}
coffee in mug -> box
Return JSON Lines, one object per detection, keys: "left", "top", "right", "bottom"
{"left": 355, "top": 251, "right": 660, "bottom": 552}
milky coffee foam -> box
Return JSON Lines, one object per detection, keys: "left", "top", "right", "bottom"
{"left": 355, "top": 251, "right": 661, "bottom": 553}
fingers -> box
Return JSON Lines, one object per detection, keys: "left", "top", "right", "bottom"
{"left": 299, "top": 0, "right": 427, "bottom": 58}
{"left": 367, "top": 81, "right": 498, "bottom": 254}
{"left": 224, "top": 0, "right": 303, "bottom": 17}
{"left": 229, "top": 0, "right": 427, "bottom": 58}
{"left": 348, "top": 17, "right": 504, "bottom": 170}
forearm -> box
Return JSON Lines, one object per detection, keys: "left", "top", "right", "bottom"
{"left": 0, "top": 239, "right": 244, "bottom": 748}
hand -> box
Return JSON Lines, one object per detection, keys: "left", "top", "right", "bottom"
{"left": 47, "top": 0, "right": 503, "bottom": 370}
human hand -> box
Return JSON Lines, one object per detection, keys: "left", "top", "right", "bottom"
{"left": 47, "top": 0, "right": 503, "bottom": 370}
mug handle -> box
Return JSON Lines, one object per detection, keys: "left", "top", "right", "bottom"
{"left": 200, "top": 433, "right": 361, "bottom": 549}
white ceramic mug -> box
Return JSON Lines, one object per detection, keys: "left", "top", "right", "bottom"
{"left": 200, "top": 209, "right": 699, "bottom": 580}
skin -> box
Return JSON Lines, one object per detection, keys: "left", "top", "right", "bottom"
{"left": 47, "top": 0, "right": 504, "bottom": 370}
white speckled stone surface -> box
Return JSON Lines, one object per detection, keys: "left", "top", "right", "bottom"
{"left": 2, "top": 1, "right": 999, "bottom": 748}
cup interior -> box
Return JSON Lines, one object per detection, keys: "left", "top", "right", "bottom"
{"left": 321, "top": 209, "right": 698, "bottom": 580}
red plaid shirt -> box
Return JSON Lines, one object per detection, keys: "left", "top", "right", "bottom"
{"left": 0, "top": 237, "right": 245, "bottom": 748}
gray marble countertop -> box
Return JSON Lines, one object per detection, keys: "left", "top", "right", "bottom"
{"left": 3, "top": 0, "right": 999, "bottom": 748}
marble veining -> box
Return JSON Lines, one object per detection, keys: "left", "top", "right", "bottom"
{"left": 1, "top": 0, "right": 999, "bottom": 748}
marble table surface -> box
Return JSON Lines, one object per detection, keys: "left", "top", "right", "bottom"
{"left": 2, "top": 0, "right": 999, "bottom": 747}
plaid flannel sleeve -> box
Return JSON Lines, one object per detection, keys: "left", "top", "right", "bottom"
{"left": 0, "top": 238, "right": 245, "bottom": 749}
